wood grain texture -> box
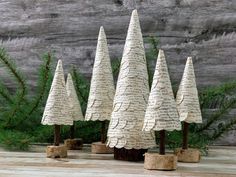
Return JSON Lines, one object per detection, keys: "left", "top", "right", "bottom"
{"left": 0, "top": 0, "right": 236, "bottom": 144}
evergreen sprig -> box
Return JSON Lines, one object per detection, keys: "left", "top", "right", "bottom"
{"left": 0, "top": 48, "right": 27, "bottom": 126}
{"left": 211, "top": 117, "right": 236, "bottom": 140}
{"left": 14, "top": 53, "right": 53, "bottom": 127}
{"left": 197, "top": 98, "right": 236, "bottom": 133}
{"left": 71, "top": 67, "right": 90, "bottom": 114}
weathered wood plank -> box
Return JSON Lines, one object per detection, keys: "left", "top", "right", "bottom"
{"left": 0, "top": 0, "right": 235, "bottom": 88}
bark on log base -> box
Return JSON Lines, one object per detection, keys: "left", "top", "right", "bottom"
{"left": 64, "top": 138, "right": 83, "bottom": 150}
{"left": 174, "top": 148, "right": 201, "bottom": 163}
{"left": 114, "top": 148, "right": 147, "bottom": 161}
{"left": 144, "top": 153, "right": 177, "bottom": 170}
{"left": 46, "top": 145, "right": 67, "bottom": 158}
{"left": 91, "top": 142, "right": 113, "bottom": 154}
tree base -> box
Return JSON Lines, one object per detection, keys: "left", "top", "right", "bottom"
{"left": 64, "top": 138, "right": 83, "bottom": 150}
{"left": 144, "top": 153, "right": 177, "bottom": 170}
{"left": 91, "top": 142, "right": 113, "bottom": 154}
{"left": 114, "top": 147, "right": 147, "bottom": 161}
{"left": 174, "top": 148, "right": 201, "bottom": 163}
{"left": 46, "top": 145, "right": 67, "bottom": 158}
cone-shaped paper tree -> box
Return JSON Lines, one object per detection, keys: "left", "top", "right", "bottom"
{"left": 176, "top": 57, "right": 202, "bottom": 150}
{"left": 143, "top": 49, "right": 181, "bottom": 155}
{"left": 85, "top": 26, "right": 115, "bottom": 144}
{"left": 66, "top": 73, "right": 84, "bottom": 139}
{"left": 107, "top": 10, "right": 156, "bottom": 161}
{"left": 41, "top": 60, "right": 73, "bottom": 146}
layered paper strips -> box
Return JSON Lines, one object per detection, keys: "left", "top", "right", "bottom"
{"left": 66, "top": 73, "right": 84, "bottom": 121}
{"left": 176, "top": 57, "right": 202, "bottom": 123}
{"left": 143, "top": 50, "right": 181, "bottom": 131}
{"left": 41, "top": 60, "right": 73, "bottom": 125}
{"left": 107, "top": 10, "right": 156, "bottom": 149}
{"left": 85, "top": 26, "right": 115, "bottom": 121}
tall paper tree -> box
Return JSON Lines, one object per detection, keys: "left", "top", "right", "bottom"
{"left": 107, "top": 10, "right": 155, "bottom": 160}
{"left": 85, "top": 26, "right": 115, "bottom": 144}
{"left": 143, "top": 49, "right": 181, "bottom": 155}
{"left": 176, "top": 57, "right": 202, "bottom": 150}
{"left": 66, "top": 73, "right": 84, "bottom": 139}
{"left": 41, "top": 60, "right": 73, "bottom": 146}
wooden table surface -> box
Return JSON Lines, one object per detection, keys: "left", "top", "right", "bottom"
{"left": 0, "top": 145, "right": 235, "bottom": 177}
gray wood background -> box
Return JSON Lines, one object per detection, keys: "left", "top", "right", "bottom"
{"left": 0, "top": 0, "right": 236, "bottom": 144}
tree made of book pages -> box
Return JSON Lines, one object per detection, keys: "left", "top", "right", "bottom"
{"left": 85, "top": 26, "right": 115, "bottom": 153}
{"left": 41, "top": 60, "right": 73, "bottom": 158}
{"left": 64, "top": 73, "right": 84, "bottom": 150}
{"left": 143, "top": 50, "right": 181, "bottom": 170}
{"left": 175, "top": 57, "right": 202, "bottom": 163}
{"left": 107, "top": 10, "right": 156, "bottom": 161}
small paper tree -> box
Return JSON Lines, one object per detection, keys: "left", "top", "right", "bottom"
{"left": 176, "top": 57, "right": 202, "bottom": 150}
{"left": 107, "top": 10, "right": 156, "bottom": 161}
{"left": 66, "top": 73, "right": 84, "bottom": 139}
{"left": 143, "top": 49, "right": 181, "bottom": 155}
{"left": 85, "top": 26, "right": 115, "bottom": 144}
{"left": 41, "top": 60, "right": 73, "bottom": 147}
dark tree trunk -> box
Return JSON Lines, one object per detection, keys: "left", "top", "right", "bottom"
{"left": 101, "top": 121, "right": 107, "bottom": 143}
{"left": 114, "top": 147, "right": 147, "bottom": 161}
{"left": 54, "top": 125, "right": 61, "bottom": 146}
{"left": 159, "top": 130, "right": 165, "bottom": 155}
{"left": 70, "top": 121, "right": 75, "bottom": 139}
{"left": 182, "top": 122, "right": 189, "bottom": 149}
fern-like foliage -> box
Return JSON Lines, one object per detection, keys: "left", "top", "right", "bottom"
{"left": 71, "top": 67, "right": 90, "bottom": 114}
{"left": 145, "top": 36, "right": 159, "bottom": 88}
{"left": 0, "top": 49, "right": 53, "bottom": 150}
{"left": 14, "top": 53, "right": 53, "bottom": 128}
{"left": 0, "top": 48, "right": 27, "bottom": 127}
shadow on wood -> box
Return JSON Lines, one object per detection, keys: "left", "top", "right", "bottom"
{"left": 114, "top": 147, "right": 147, "bottom": 161}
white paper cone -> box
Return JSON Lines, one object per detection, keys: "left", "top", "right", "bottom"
{"left": 41, "top": 60, "right": 73, "bottom": 125}
{"left": 107, "top": 10, "right": 156, "bottom": 149}
{"left": 85, "top": 26, "right": 115, "bottom": 121}
{"left": 176, "top": 57, "right": 202, "bottom": 123}
{"left": 143, "top": 50, "right": 181, "bottom": 131}
{"left": 66, "top": 73, "right": 84, "bottom": 121}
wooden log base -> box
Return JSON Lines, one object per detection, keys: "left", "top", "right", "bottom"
{"left": 46, "top": 145, "right": 67, "bottom": 158}
{"left": 114, "top": 148, "right": 147, "bottom": 161}
{"left": 91, "top": 142, "right": 114, "bottom": 154}
{"left": 144, "top": 153, "right": 177, "bottom": 170}
{"left": 64, "top": 138, "right": 83, "bottom": 150}
{"left": 174, "top": 148, "right": 201, "bottom": 163}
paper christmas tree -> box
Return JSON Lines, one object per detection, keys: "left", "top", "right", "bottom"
{"left": 143, "top": 49, "right": 181, "bottom": 132}
{"left": 66, "top": 73, "right": 84, "bottom": 121}
{"left": 85, "top": 26, "right": 115, "bottom": 122}
{"left": 175, "top": 57, "right": 202, "bottom": 155}
{"left": 107, "top": 10, "right": 156, "bottom": 150}
{"left": 176, "top": 57, "right": 202, "bottom": 124}
{"left": 142, "top": 50, "right": 181, "bottom": 170}
{"left": 41, "top": 60, "right": 73, "bottom": 126}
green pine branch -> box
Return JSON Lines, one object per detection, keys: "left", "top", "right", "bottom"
{"left": 197, "top": 97, "right": 236, "bottom": 133}
{"left": 0, "top": 48, "right": 27, "bottom": 96}
{"left": 145, "top": 36, "right": 159, "bottom": 88}
{"left": 71, "top": 67, "right": 90, "bottom": 114}
{"left": 200, "top": 81, "right": 236, "bottom": 108}
{"left": 0, "top": 48, "right": 27, "bottom": 126}
{"left": 0, "top": 80, "right": 14, "bottom": 104}
{"left": 15, "top": 53, "right": 53, "bottom": 126}
{"left": 210, "top": 118, "right": 236, "bottom": 140}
